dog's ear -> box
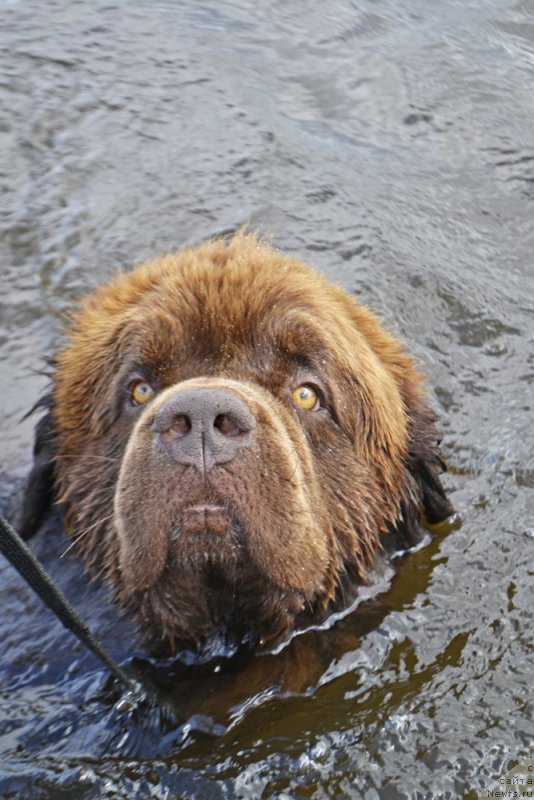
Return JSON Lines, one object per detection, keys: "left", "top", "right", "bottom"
{"left": 385, "top": 393, "right": 453, "bottom": 554}
{"left": 406, "top": 396, "right": 454, "bottom": 525}
{"left": 19, "top": 394, "right": 57, "bottom": 539}
{"left": 332, "top": 296, "right": 453, "bottom": 543}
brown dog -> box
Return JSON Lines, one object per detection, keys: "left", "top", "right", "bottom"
{"left": 21, "top": 233, "right": 452, "bottom": 652}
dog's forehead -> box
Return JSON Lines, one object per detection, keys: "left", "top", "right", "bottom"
{"left": 126, "top": 257, "right": 342, "bottom": 375}
{"left": 67, "top": 237, "right": 380, "bottom": 400}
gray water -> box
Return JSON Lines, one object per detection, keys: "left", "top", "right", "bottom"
{"left": 1, "top": 1, "right": 533, "bottom": 798}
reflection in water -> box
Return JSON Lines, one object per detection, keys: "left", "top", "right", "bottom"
{"left": 1, "top": 0, "right": 533, "bottom": 797}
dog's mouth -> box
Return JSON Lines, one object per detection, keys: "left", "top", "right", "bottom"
{"left": 169, "top": 502, "right": 243, "bottom": 570}
{"left": 180, "top": 503, "right": 234, "bottom": 538}
{"left": 127, "top": 499, "right": 312, "bottom": 653}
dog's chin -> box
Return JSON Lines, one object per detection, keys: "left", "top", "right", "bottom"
{"left": 128, "top": 505, "right": 246, "bottom": 647}
{"left": 127, "top": 511, "right": 311, "bottom": 656}
{"left": 136, "top": 583, "right": 252, "bottom": 660}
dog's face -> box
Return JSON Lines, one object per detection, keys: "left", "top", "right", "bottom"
{"left": 22, "top": 235, "right": 452, "bottom": 651}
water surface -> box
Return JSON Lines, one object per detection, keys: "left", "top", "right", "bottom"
{"left": 1, "top": 1, "right": 533, "bottom": 797}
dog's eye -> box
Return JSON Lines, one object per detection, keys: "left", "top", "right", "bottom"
{"left": 131, "top": 381, "right": 155, "bottom": 406}
{"left": 292, "top": 384, "right": 320, "bottom": 411}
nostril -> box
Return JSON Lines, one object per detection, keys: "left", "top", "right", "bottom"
{"left": 214, "top": 413, "right": 242, "bottom": 438}
{"left": 160, "top": 414, "right": 191, "bottom": 443}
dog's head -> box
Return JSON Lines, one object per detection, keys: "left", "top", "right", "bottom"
{"left": 22, "top": 234, "right": 452, "bottom": 650}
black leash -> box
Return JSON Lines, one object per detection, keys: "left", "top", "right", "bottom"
{"left": 0, "top": 513, "right": 144, "bottom": 702}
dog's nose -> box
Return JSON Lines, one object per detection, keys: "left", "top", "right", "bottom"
{"left": 152, "top": 387, "right": 256, "bottom": 471}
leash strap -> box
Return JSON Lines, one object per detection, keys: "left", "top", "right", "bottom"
{"left": 0, "top": 513, "right": 141, "bottom": 698}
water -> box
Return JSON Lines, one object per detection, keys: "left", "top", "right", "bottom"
{"left": 1, "top": 1, "right": 533, "bottom": 797}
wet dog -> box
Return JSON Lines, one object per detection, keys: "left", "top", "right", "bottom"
{"left": 21, "top": 234, "right": 452, "bottom": 652}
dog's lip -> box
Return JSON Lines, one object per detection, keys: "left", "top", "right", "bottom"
{"left": 185, "top": 503, "right": 226, "bottom": 514}
{"left": 180, "top": 503, "right": 234, "bottom": 538}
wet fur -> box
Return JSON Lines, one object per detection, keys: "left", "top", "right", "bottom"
{"left": 21, "top": 234, "right": 452, "bottom": 651}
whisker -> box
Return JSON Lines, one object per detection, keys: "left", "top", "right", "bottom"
{"left": 54, "top": 454, "right": 120, "bottom": 464}
{"left": 60, "top": 512, "right": 114, "bottom": 558}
